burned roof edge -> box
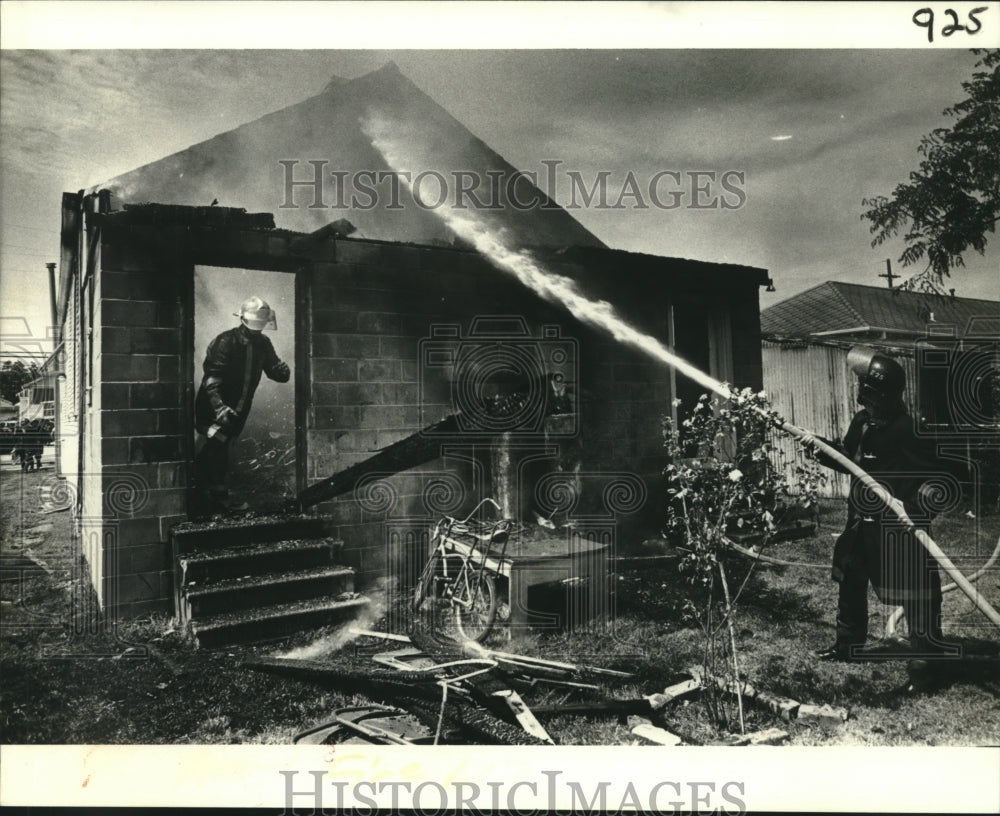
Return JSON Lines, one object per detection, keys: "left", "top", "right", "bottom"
{"left": 100, "top": 202, "right": 276, "bottom": 230}
{"left": 86, "top": 197, "right": 769, "bottom": 281}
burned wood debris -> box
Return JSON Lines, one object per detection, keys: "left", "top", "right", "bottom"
{"left": 246, "top": 619, "right": 665, "bottom": 746}
{"left": 247, "top": 628, "right": 859, "bottom": 745}
{"left": 294, "top": 705, "right": 438, "bottom": 745}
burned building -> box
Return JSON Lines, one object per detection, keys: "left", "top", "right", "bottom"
{"left": 50, "top": 64, "right": 770, "bottom": 633}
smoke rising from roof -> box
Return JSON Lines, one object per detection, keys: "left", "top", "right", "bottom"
{"left": 94, "top": 63, "right": 604, "bottom": 250}
{"left": 362, "top": 112, "right": 728, "bottom": 401}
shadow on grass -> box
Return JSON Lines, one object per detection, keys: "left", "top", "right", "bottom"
{"left": 611, "top": 568, "right": 691, "bottom": 623}
{"left": 759, "top": 645, "right": 1000, "bottom": 713}
{"left": 613, "top": 558, "right": 826, "bottom": 627}
{"left": 735, "top": 569, "right": 826, "bottom": 623}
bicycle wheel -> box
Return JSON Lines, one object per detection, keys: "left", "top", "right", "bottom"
{"left": 412, "top": 550, "right": 440, "bottom": 612}
{"left": 415, "top": 554, "right": 463, "bottom": 642}
{"left": 454, "top": 570, "right": 497, "bottom": 643}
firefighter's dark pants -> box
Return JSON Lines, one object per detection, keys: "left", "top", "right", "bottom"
{"left": 835, "top": 526, "right": 944, "bottom": 654}
{"left": 194, "top": 436, "right": 230, "bottom": 496}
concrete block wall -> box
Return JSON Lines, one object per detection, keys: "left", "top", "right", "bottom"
{"left": 566, "top": 329, "right": 672, "bottom": 534}
{"left": 585, "top": 337, "right": 672, "bottom": 471}
{"left": 95, "top": 230, "right": 188, "bottom": 618}
{"left": 564, "top": 279, "right": 763, "bottom": 534}
{"left": 300, "top": 239, "right": 768, "bottom": 566}
{"left": 307, "top": 241, "right": 493, "bottom": 584}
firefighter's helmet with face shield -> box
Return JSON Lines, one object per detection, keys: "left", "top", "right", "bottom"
{"left": 235, "top": 296, "right": 277, "bottom": 331}
{"left": 847, "top": 346, "right": 905, "bottom": 409}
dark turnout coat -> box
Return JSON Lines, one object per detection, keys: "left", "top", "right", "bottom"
{"left": 818, "top": 408, "right": 942, "bottom": 605}
{"left": 194, "top": 325, "right": 289, "bottom": 437}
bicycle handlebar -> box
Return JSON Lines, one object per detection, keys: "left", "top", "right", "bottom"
{"left": 457, "top": 497, "right": 503, "bottom": 523}
{"left": 429, "top": 500, "right": 521, "bottom": 554}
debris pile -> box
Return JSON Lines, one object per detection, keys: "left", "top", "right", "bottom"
{"left": 248, "top": 620, "right": 641, "bottom": 746}
{"left": 246, "top": 621, "right": 865, "bottom": 746}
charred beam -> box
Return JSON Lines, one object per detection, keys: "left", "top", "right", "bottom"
{"left": 296, "top": 414, "right": 460, "bottom": 509}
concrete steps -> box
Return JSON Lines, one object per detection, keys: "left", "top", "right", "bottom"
{"left": 178, "top": 538, "right": 341, "bottom": 584}
{"left": 170, "top": 515, "right": 368, "bottom": 648}
{"left": 190, "top": 595, "right": 370, "bottom": 649}
{"left": 172, "top": 515, "right": 340, "bottom": 555}
{"left": 182, "top": 565, "right": 357, "bottom": 620}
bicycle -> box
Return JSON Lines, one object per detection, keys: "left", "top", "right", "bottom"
{"left": 412, "top": 498, "right": 516, "bottom": 642}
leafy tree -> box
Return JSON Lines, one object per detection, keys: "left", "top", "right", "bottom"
{"left": 862, "top": 49, "right": 999, "bottom": 290}
{"left": 0, "top": 360, "right": 40, "bottom": 405}
{"left": 663, "top": 389, "right": 823, "bottom": 733}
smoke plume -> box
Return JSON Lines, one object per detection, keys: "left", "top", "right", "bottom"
{"left": 360, "top": 111, "right": 731, "bottom": 402}
{"left": 272, "top": 576, "right": 396, "bottom": 660}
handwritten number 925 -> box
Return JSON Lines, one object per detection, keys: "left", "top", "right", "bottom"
{"left": 912, "top": 7, "right": 989, "bottom": 42}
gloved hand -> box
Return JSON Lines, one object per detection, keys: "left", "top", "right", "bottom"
{"left": 273, "top": 361, "right": 291, "bottom": 380}
{"left": 214, "top": 404, "right": 239, "bottom": 425}
{"left": 798, "top": 432, "right": 819, "bottom": 454}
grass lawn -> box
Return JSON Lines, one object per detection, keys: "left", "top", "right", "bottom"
{"left": 2, "top": 463, "right": 999, "bottom": 746}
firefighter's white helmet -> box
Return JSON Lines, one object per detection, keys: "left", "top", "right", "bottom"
{"left": 235, "top": 296, "right": 277, "bottom": 331}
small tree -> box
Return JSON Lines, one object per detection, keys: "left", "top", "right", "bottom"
{"left": 663, "top": 388, "right": 823, "bottom": 733}
{"left": 862, "top": 49, "right": 999, "bottom": 291}
{"left": 0, "top": 360, "right": 41, "bottom": 405}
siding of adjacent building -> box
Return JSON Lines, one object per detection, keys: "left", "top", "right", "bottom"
{"left": 762, "top": 339, "right": 919, "bottom": 498}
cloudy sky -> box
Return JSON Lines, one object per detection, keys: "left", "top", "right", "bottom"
{"left": 1, "top": 47, "right": 996, "bottom": 355}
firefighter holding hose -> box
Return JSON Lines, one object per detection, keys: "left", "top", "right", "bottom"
{"left": 193, "top": 296, "right": 290, "bottom": 513}
{"left": 803, "top": 347, "right": 951, "bottom": 665}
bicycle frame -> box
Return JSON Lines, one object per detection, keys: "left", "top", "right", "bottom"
{"left": 443, "top": 500, "right": 510, "bottom": 591}
{"left": 414, "top": 498, "right": 515, "bottom": 640}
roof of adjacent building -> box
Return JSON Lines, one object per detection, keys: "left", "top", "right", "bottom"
{"left": 761, "top": 280, "right": 1000, "bottom": 340}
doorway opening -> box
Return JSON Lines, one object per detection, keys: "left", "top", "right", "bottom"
{"left": 192, "top": 266, "right": 297, "bottom": 511}
{"left": 670, "top": 301, "right": 734, "bottom": 456}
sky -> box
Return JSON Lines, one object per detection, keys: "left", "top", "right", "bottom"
{"left": 1, "top": 47, "right": 997, "bottom": 358}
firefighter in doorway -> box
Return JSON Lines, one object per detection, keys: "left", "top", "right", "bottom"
{"left": 803, "top": 347, "right": 952, "bottom": 671}
{"left": 193, "top": 296, "right": 290, "bottom": 512}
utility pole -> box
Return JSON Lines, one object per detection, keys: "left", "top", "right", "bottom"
{"left": 879, "top": 259, "right": 898, "bottom": 289}
{"left": 46, "top": 262, "right": 59, "bottom": 346}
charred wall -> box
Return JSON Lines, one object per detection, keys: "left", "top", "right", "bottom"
{"left": 93, "top": 209, "right": 296, "bottom": 618}
{"left": 303, "top": 239, "right": 587, "bottom": 585}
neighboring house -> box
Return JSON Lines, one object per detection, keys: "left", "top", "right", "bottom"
{"left": 761, "top": 281, "right": 1000, "bottom": 498}
{"left": 17, "top": 369, "right": 57, "bottom": 424}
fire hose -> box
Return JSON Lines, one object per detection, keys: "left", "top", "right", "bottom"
{"left": 885, "top": 531, "right": 1000, "bottom": 634}
{"left": 725, "top": 538, "right": 828, "bottom": 569}
{"left": 672, "top": 365, "right": 1000, "bottom": 632}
